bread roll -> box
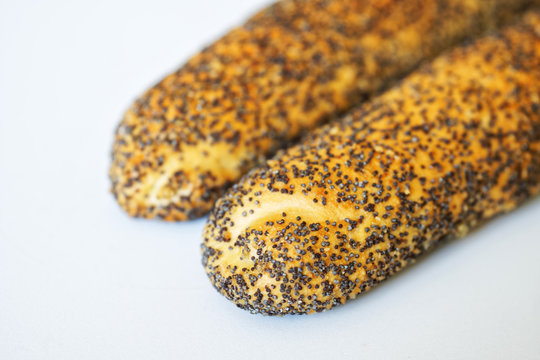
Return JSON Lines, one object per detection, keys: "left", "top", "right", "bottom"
{"left": 110, "top": 0, "right": 537, "bottom": 221}
{"left": 202, "top": 12, "right": 540, "bottom": 315}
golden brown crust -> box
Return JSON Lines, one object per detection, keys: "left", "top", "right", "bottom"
{"left": 110, "top": 0, "right": 536, "bottom": 221}
{"left": 202, "top": 12, "right": 540, "bottom": 315}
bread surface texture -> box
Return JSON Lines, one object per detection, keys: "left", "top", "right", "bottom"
{"left": 110, "top": 0, "right": 535, "bottom": 220}
{"left": 202, "top": 13, "right": 540, "bottom": 315}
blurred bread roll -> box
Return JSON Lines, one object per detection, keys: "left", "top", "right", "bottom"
{"left": 110, "top": 0, "right": 538, "bottom": 220}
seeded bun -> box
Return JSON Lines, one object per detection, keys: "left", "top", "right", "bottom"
{"left": 109, "top": 0, "right": 536, "bottom": 221}
{"left": 202, "top": 13, "right": 540, "bottom": 315}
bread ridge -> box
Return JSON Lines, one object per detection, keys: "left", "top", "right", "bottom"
{"left": 202, "top": 11, "right": 540, "bottom": 315}
{"left": 110, "top": 0, "right": 538, "bottom": 221}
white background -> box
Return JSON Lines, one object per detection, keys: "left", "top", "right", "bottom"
{"left": 1, "top": 0, "right": 540, "bottom": 359}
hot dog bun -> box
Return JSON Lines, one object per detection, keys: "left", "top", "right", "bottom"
{"left": 110, "top": 0, "right": 537, "bottom": 221}
{"left": 202, "top": 12, "right": 540, "bottom": 315}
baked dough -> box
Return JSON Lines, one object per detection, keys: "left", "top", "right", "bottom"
{"left": 202, "top": 12, "right": 540, "bottom": 315}
{"left": 109, "top": 0, "right": 537, "bottom": 220}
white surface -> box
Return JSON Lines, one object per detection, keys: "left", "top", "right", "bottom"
{"left": 1, "top": 0, "right": 540, "bottom": 359}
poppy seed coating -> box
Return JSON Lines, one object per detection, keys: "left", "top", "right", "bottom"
{"left": 109, "top": 0, "right": 536, "bottom": 221}
{"left": 202, "top": 13, "right": 540, "bottom": 315}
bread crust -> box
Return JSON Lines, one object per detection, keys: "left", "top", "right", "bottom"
{"left": 110, "top": 0, "right": 536, "bottom": 220}
{"left": 202, "top": 13, "right": 540, "bottom": 315}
